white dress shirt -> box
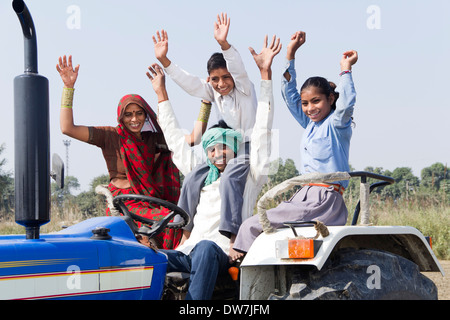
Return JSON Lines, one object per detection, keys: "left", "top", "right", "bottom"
{"left": 164, "top": 45, "right": 257, "bottom": 142}
{"left": 157, "top": 80, "right": 274, "bottom": 254}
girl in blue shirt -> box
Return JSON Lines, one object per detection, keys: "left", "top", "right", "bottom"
{"left": 234, "top": 31, "right": 358, "bottom": 253}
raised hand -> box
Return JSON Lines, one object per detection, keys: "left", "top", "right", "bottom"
{"left": 340, "top": 50, "right": 358, "bottom": 71}
{"left": 146, "top": 63, "right": 168, "bottom": 102}
{"left": 56, "top": 55, "right": 79, "bottom": 88}
{"left": 249, "top": 35, "right": 282, "bottom": 80}
{"left": 153, "top": 30, "right": 171, "bottom": 68}
{"left": 214, "top": 12, "right": 231, "bottom": 50}
{"left": 286, "top": 31, "right": 306, "bottom": 60}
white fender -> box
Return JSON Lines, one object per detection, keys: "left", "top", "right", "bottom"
{"left": 241, "top": 225, "right": 444, "bottom": 274}
{"left": 240, "top": 225, "right": 444, "bottom": 300}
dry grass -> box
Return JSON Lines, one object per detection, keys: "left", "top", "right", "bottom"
{"left": 369, "top": 197, "right": 450, "bottom": 260}
{"left": 0, "top": 205, "right": 92, "bottom": 235}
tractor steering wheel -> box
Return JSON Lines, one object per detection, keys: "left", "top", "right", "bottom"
{"left": 113, "top": 194, "right": 190, "bottom": 240}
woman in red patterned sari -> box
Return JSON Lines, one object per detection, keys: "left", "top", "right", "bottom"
{"left": 56, "top": 55, "right": 181, "bottom": 249}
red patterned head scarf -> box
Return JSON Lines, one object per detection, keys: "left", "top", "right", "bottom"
{"left": 116, "top": 94, "right": 180, "bottom": 205}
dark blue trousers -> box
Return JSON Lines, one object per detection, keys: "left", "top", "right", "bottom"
{"left": 161, "top": 240, "right": 231, "bottom": 300}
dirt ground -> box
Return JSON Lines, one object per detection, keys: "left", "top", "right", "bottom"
{"left": 423, "top": 260, "right": 449, "bottom": 300}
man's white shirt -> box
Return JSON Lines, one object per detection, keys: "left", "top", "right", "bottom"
{"left": 157, "top": 80, "right": 274, "bottom": 254}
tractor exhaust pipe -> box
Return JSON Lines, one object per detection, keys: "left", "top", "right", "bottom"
{"left": 12, "top": 0, "right": 50, "bottom": 240}
{"left": 12, "top": 0, "right": 38, "bottom": 73}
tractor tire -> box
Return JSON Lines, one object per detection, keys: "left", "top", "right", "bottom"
{"left": 276, "top": 248, "right": 438, "bottom": 300}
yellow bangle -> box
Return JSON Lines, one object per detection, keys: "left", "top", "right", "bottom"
{"left": 197, "top": 101, "right": 212, "bottom": 123}
{"left": 61, "top": 87, "right": 75, "bottom": 108}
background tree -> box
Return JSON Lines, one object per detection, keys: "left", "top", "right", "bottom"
{"left": 75, "top": 174, "right": 109, "bottom": 216}
{"left": 51, "top": 175, "right": 80, "bottom": 208}
{"left": 0, "top": 144, "right": 14, "bottom": 214}
{"left": 384, "top": 167, "right": 419, "bottom": 199}
{"left": 258, "top": 158, "right": 300, "bottom": 207}
{"left": 421, "top": 162, "right": 448, "bottom": 191}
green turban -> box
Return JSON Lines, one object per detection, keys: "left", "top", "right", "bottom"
{"left": 201, "top": 128, "right": 243, "bottom": 186}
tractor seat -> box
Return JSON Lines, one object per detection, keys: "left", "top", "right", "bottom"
{"left": 162, "top": 268, "right": 239, "bottom": 300}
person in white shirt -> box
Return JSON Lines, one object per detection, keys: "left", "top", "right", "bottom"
{"left": 153, "top": 13, "right": 256, "bottom": 242}
{"left": 146, "top": 35, "right": 281, "bottom": 300}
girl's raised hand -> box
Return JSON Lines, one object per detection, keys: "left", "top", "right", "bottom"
{"left": 56, "top": 55, "right": 79, "bottom": 88}
{"left": 340, "top": 50, "right": 358, "bottom": 71}
{"left": 286, "top": 31, "right": 306, "bottom": 60}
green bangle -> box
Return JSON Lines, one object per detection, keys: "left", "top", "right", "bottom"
{"left": 197, "top": 102, "right": 212, "bottom": 123}
{"left": 61, "top": 87, "right": 75, "bottom": 108}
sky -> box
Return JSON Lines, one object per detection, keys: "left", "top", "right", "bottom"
{"left": 0, "top": 0, "right": 449, "bottom": 193}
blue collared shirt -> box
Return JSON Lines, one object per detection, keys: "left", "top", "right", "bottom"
{"left": 281, "top": 59, "right": 356, "bottom": 188}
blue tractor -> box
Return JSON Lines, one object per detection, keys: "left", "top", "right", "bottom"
{"left": 0, "top": 0, "right": 191, "bottom": 300}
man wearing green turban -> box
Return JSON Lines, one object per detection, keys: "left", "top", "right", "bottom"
{"left": 148, "top": 34, "right": 280, "bottom": 300}
{"left": 201, "top": 127, "right": 243, "bottom": 186}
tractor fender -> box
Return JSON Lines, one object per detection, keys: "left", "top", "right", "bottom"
{"left": 241, "top": 225, "right": 444, "bottom": 275}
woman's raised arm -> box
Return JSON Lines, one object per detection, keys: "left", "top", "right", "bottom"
{"left": 56, "top": 55, "right": 89, "bottom": 142}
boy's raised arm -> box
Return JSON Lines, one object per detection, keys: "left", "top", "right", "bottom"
{"left": 153, "top": 29, "right": 215, "bottom": 101}
{"left": 214, "top": 13, "right": 231, "bottom": 51}
{"left": 153, "top": 30, "right": 171, "bottom": 68}
{"left": 216, "top": 13, "right": 254, "bottom": 96}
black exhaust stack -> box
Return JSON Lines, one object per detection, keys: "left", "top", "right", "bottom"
{"left": 12, "top": 0, "right": 50, "bottom": 240}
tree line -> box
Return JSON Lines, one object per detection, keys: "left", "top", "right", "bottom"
{"left": 0, "top": 142, "right": 448, "bottom": 217}
{"left": 260, "top": 159, "right": 449, "bottom": 205}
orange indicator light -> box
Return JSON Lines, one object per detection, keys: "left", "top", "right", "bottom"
{"left": 288, "top": 239, "right": 314, "bottom": 259}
